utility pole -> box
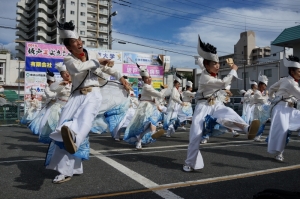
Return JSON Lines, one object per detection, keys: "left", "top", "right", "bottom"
{"left": 243, "top": 60, "right": 246, "bottom": 90}
{"left": 17, "top": 60, "right": 21, "bottom": 121}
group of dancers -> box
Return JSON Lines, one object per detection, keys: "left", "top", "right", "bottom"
{"left": 19, "top": 19, "right": 300, "bottom": 183}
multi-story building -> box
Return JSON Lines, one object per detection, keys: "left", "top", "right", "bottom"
{"left": 16, "top": 0, "right": 112, "bottom": 60}
{"left": 219, "top": 31, "right": 271, "bottom": 69}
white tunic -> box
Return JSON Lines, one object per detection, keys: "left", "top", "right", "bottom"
{"left": 267, "top": 76, "right": 300, "bottom": 154}
{"left": 182, "top": 90, "right": 196, "bottom": 102}
{"left": 48, "top": 49, "right": 122, "bottom": 176}
{"left": 185, "top": 69, "right": 248, "bottom": 170}
{"left": 252, "top": 90, "right": 269, "bottom": 123}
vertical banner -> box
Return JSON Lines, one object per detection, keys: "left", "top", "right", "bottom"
{"left": 25, "top": 42, "right": 69, "bottom": 110}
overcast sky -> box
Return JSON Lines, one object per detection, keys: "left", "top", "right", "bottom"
{"left": 0, "top": 0, "right": 299, "bottom": 68}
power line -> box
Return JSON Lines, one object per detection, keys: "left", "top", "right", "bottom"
{"left": 113, "top": 38, "right": 195, "bottom": 57}
{"left": 133, "top": 0, "right": 289, "bottom": 28}
{"left": 113, "top": 1, "right": 283, "bottom": 33}
{"left": 224, "top": 0, "right": 300, "bottom": 10}
{"left": 172, "top": 0, "right": 295, "bottom": 22}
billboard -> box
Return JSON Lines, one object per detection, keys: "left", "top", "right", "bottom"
{"left": 24, "top": 42, "right": 68, "bottom": 109}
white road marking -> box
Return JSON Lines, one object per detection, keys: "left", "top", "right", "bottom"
{"left": 90, "top": 148, "right": 183, "bottom": 199}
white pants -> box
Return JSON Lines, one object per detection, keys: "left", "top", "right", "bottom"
{"left": 185, "top": 101, "right": 248, "bottom": 169}
{"left": 268, "top": 102, "right": 300, "bottom": 154}
{"left": 46, "top": 145, "right": 83, "bottom": 176}
{"left": 50, "top": 87, "right": 102, "bottom": 147}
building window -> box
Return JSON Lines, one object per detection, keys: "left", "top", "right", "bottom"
{"left": 91, "top": 5, "right": 96, "bottom": 8}
{"left": 80, "top": 31, "right": 85, "bottom": 35}
{"left": 71, "top": 1, "right": 75, "bottom": 5}
{"left": 91, "top": 15, "right": 96, "bottom": 18}
{"left": 70, "top": 11, "right": 75, "bottom": 15}
{"left": 0, "top": 63, "right": 3, "bottom": 75}
{"left": 80, "top": 12, "right": 85, "bottom": 16}
{"left": 80, "top": 21, "right": 85, "bottom": 25}
{"left": 264, "top": 69, "right": 272, "bottom": 77}
{"left": 273, "top": 53, "right": 276, "bottom": 56}
{"left": 81, "top": 3, "right": 86, "bottom": 7}
{"left": 82, "top": 41, "right": 85, "bottom": 45}
{"left": 90, "top": 42, "right": 96, "bottom": 46}
{"left": 242, "top": 72, "right": 248, "bottom": 79}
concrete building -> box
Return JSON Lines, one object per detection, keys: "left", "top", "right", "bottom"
{"left": 16, "top": 0, "right": 112, "bottom": 60}
{"left": 0, "top": 51, "right": 25, "bottom": 101}
{"left": 219, "top": 31, "right": 271, "bottom": 69}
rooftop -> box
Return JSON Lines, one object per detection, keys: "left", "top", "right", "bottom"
{"left": 272, "top": 25, "right": 300, "bottom": 47}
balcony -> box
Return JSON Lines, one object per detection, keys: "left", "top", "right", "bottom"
{"left": 88, "top": 0, "right": 98, "bottom": 5}
{"left": 88, "top": 7, "right": 98, "bottom": 13}
{"left": 87, "top": 26, "right": 97, "bottom": 30}
{"left": 99, "top": 11, "right": 108, "bottom": 16}
{"left": 87, "top": 17, "right": 97, "bottom": 22}
{"left": 99, "top": 1, "right": 108, "bottom": 6}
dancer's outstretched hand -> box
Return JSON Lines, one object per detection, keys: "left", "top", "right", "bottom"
{"left": 119, "top": 77, "right": 133, "bottom": 92}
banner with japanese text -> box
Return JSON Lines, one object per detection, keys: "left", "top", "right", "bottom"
{"left": 24, "top": 42, "right": 68, "bottom": 109}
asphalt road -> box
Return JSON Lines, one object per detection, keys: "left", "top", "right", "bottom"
{"left": 0, "top": 125, "right": 300, "bottom": 199}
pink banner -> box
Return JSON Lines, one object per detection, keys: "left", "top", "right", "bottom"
{"left": 123, "top": 64, "right": 163, "bottom": 77}
{"left": 25, "top": 42, "right": 70, "bottom": 58}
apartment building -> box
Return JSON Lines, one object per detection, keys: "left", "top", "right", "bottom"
{"left": 219, "top": 31, "right": 271, "bottom": 69}
{"left": 16, "top": 0, "right": 111, "bottom": 60}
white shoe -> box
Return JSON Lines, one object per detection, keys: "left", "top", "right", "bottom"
{"left": 275, "top": 154, "right": 284, "bottom": 162}
{"left": 201, "top": 139, "right": 208, "bottom": 144}
{"left": 166, "top": 134, "right": 171, "bottom": 138}
{"left": 135, "top": 142, "right": 142, "bottom": 150}
{"left": 232, "top": 130, "right": 240, "bottom": 138}
{"left": 183, "top": 165, "right": 194, "bottom": 172}
{"left": 180, "top": 126, "right": 186, "bottom": 130}
{"left": 53, "top": 174, "right": 71, "bottom": 184}
{"left": 254, "top": 136, "right": 263, "bottom": 142}
{"left": 114, "top": 138, "right": 120, "bottom": 142}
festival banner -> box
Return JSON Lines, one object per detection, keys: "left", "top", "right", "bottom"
{"left": 86, "top": 48, "right": 123, "bottom": 63}
{"left": 122, "top": 64, "right": 164, "bottom": 78}
{"left": 24, "top": 42, "right": 68, "bottom": 110}
{"left": 123, "top": 52, "right": 161, "bottom": 66}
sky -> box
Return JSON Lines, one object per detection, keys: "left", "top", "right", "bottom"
{"left": 0, "top": 0, "right": 299, "bottom": 68}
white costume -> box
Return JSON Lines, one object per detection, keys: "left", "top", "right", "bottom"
{"left": 20, "top": 88, "right": 40, "bottom": 125}
{"left": 113, "top": 91, "right": 139, "bottom": 140}
{"left": 178, "top": 83, "right": 196, "bottom": 124}
{"left": 183, "top": 35, "right": 259, "bottom": 171}
{"left": 124, "top": 65, "right": 168, "bottom": 149}
{"left": 163, "top": 86, "right": 183, "bottom": 137}
{"left": 243, "top": 82, "right": 256, "bottom": 124}
{"left": 40, "top": 64, "right": 71, "bottom": 143}
{"left": 48, "top": 20, "right": 123, "bottom": 181}
{"left": 267, "top": 55, "right": 300, "bottom": 161}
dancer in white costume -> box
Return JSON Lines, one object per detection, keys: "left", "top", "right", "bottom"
{"left": 268, "top": 54, "right": 300, "bottom": 162}
{"left": 113, "top": 90, "right": 139, "bottom": 141}
{"left": 20, "top": 88, "right": 40, "bottom": 125}
{"left": 243, "top": 80, "right": 258, "bottom": 124}
{"left": 40, "top": 63, "right": 71, "bottom": 143}
{"left": 183, "top": 35, "right": 260, "bottom": 172}
{"left": 47, "top": 20, "right": 129, "bottom": 183}
{"left": 252, "top": 73, "right": 270, "bottom": 142}
{"left": 123, "top": 64, "right": 168, "bottom": 149}
{"left": 164, "top": 73, "right": 185, "bottom": 137}
{"left": 178, "top": 81, "right": 196, "bottom": 130}
{"left": 239, "top": 89, "right": 247, "bottom": 119}
{"left": 29, "top": 69, "right": 57, "bottom": 135}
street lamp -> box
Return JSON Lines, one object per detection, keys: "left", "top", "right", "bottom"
{"left": 108, "top": 10, "right": 118, "bottom": 49}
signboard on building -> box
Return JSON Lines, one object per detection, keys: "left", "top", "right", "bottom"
{"left": 24, "top": 42, "right": 67, "bottom": 110}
